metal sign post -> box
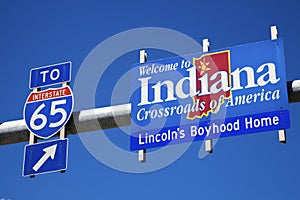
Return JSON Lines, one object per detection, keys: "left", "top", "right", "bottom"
{"left": 271, "top": 26, "right": 287, "bottom": 143}
{"left": 60, "top": 82, "right": 68, "bottom": 140}
{"left": 29, "top": 86, "right": 40, "bottom": 145}
{"left": 28, "top": 87, "right": 39, "bottom": 178}
{"left": 138, "top": 50, "right": 147, "bottom": 163}
{"left": 59, "top": 81, "right": 69, "bottom": 174}
{"left": 202, "top": 39, "right": 213, "bottom": 153}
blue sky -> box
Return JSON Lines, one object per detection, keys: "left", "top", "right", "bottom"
{"left": 1, "top": 0, "right": 300, "bottom": 199}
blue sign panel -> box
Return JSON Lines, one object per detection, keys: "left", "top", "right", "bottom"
{"left": 30, "top": 62, "right": 71, "bottom": 89}
{"left": 23, "top": 86, "right": 74, "bottom": 139}
{"left": 131, "top": 39, "right": 290, "bottom": 150}
{"left": 23, "top": 139, "right": 68, "bottom": 177}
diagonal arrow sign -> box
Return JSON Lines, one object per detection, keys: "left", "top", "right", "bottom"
{"left": 33, "top": 144, "right": 57, "bottom": 172}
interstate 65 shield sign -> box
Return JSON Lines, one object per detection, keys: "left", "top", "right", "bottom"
{"left": 24, "top": 86, "right": 74, "bottom": 139}
{"left": 131, "top": 38, "right": 290, "bottom": 150}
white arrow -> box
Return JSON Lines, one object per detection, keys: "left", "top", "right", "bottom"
{"left": 33, "top": 144, "right": 57, "bottom": 172}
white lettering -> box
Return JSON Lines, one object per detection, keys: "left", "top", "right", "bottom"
{"left": 137, "top": 77, "right": 152, "bottom": 106}
{"left": 256, "top": 63, "right": 280, "bottom": 86}
{"left": 137, "top": 62, "right": 280, "bottom": 107}
{"left": 50, "top": 69, "right": 60, "bottom": 80}
{"left": 245, "top": 115, "right": 279, "bottom": 129}
{"left": 40, "top": 70, "right": 49, "bottom": 82}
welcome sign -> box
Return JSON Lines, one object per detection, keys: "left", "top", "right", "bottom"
{"left": 131, "top": 39, "right": 290, "bottom": 150}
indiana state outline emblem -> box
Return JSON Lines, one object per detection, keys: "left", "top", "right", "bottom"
{"left": 188, "top": 50, "right": 231, "bottom": 119}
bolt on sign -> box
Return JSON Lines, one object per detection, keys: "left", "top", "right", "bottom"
{"left": 130, "top": 39, "right": 290, "bottom": 150}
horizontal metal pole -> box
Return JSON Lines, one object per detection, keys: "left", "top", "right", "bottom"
{"left": 0, "top": 104, "right": 131, "bottom": 145}
{"left": 0, "top": 80, "right": 300, "bottom": 146}
{"left": 287, "top": 80, "right": 300, "bottom": 102}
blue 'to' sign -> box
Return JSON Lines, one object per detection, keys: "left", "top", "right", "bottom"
{"left": 23, "top": 86, "right": 74, "bottom": 139}
{"left": 30, "top": 62, "right": 71, "bottom": 89}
